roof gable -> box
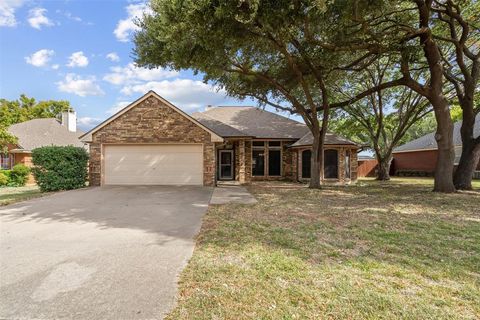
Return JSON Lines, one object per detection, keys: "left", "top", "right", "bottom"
{"left": 80, "top": 91, "right": 223, "bottom": 142}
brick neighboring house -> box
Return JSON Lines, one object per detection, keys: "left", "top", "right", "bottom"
{"left": 392, "top": 115, "right": 480, "bottom": 176}
{"left": 1, "top": 112, "right": 85, "bottom": 183}
{"left": 80, "top": 91, "right": 359, "bottom": 186}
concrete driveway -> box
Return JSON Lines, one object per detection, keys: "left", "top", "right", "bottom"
{"left": 0, "top": 186, "right": 213, "bottom": 320}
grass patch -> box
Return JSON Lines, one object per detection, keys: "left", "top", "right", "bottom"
{"left": 0, "top": 186, "right": 43, "bottom": 206}
{"left": 168, "top": 178, "right": 480, "bottom": 319}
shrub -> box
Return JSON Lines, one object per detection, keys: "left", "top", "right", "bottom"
{"left": 9, "top": 164, "right": 30, "bottom": 186}
{"left": 0, "top": 172, "right": 8, "bottom": 186}
{"left": 32, "top": 146, "right": 89, "bottom": 192}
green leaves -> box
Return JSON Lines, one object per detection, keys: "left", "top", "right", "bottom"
{"left": 0, "top": 95, "right": 72, "bottom": 128}
{"left": 31, "top": 146, "right": 89, "bottom": 192}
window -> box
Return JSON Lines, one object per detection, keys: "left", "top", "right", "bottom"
{"left": 301, "top": 150, "right": 311, "bottom": 178}
{"left": 345, "top": 149, "right": 351, "bottom": 179}
{"left": 252, "top": 150, "right": 265, "bottom": 176}
{"left": 324, "top": 149, "right": 338, "bottom": 179}
{"left": 252, "top": 141, "right": 265, "bottom": 147}
{"left": 268, "top": 141, "right": 281, "bottom": 147}
{"left": 0, "top": 154, "right": 11, "bottom": 170}
{"left": 268, "top": 150, "right": 281, "bottom": 176}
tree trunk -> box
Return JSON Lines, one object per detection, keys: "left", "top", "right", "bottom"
{"left": 454, "top": 139, "right": 480, "bottom": 190}
{"left": 414, "top": 0, "right": 456, "bottom": 193}
{"left": 309, "top": 131, "right": 322, "bottom": 188}
{"left": 454, "top": 98, "right": 479, "bottom": 190}
{"left": 431, "top": 96, "right": 456, "bottom": 193}
{"left": 376, "top": 155, "right": 392, "bottom": 181}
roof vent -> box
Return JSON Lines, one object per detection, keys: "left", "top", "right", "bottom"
{"left": 61, "top": 111, "right": 77, "bottom": 132}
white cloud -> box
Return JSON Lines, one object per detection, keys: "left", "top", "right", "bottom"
{"left": 64, "top": 11, "right": 81, "bottom": 22}
{"left": 106, "top": 101, "right": 130, "bottom": 115}
{"left": 106, "top": 52, "right": 120, "bottom": 62}
{"left": 120, "top": 79, "right": 227, "bottom": 111}
{"left": 67, "top": 51, "right": 89, "bottom": 68}
{"left": 114, "top": 3, "right": 150, "bottom": 42}
{"left": 104, "top": 63, "right": 178, "bottom": 85}
{"left": 77, "top": 117, "right": 102, "bottom": 129}
{"left": 0, "top": 0, "right": 25, "bottom": 27}
{"left": 28, "top": 7, "right": 54, "bottom": 30}
{"left": 57, "top": 74, "right": 104, "bottom": 97}
{"left": 25, "top": 49, "right": 55, "bottom": 67}
{"left": 52, "top": 64, "right": 59, "bottom": 70}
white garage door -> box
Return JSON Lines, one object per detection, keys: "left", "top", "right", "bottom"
{"left": 104, "top": 144, "right": 203, "bottom": 185}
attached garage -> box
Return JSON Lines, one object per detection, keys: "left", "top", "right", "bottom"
{"left": 104, "top": 144, "right": 203, "bottom": 185}
{"left": 80, "top": 91, "right": 223, "bottom": 187}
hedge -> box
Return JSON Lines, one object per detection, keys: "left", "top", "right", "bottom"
{"left": 0, "top": 164, "right": 30, "bottom": 187}
{"left": 32, "top": 146, "right": 89, "bottom": 192}
{"left": 0, "top": 172, "right": 8, "bottom": 186}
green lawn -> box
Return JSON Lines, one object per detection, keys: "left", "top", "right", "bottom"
{"left": 168, "top": 178, "right": 480, "bottom": 319}
{"left": 0, "top": 186, "right": 43, "bottom": 206}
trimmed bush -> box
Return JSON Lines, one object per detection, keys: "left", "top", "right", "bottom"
{"left": 0, "top": 172, "right": 8, "bottom": 186}
{"left": 32, "top": 146, "right": 89, "bottom": 192}
{"left": 10, "top": 164, "right": 30, "bottom": 186}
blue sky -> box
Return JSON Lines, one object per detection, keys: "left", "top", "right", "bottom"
{"left": 0, "top": 0, "right": 265, "bottom": 131}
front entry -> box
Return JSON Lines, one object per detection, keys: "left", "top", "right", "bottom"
{"left": 218, "top": 150, "right": 234, "bottom": 180}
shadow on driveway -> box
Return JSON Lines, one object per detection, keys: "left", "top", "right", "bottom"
{"left": 0, "top": 186, "right": 213, "bottom": 320}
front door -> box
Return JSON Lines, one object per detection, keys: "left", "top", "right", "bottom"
{"left": 219, "top": 150, "right": 234, "bottom": 180}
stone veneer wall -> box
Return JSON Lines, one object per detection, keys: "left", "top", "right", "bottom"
{"left": 88, "top": 96, "right": 216, "bottom": 186}
{"left": 295, "top": 146, "right": 358, "bottom": 184}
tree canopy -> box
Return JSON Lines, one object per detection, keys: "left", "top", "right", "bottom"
{"left": 0, "top": 95, "right": 72, "bottom": 153}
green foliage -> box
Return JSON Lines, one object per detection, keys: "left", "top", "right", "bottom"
{"left": 134, "top": 0, "right": 351, "bottom": 111}
{"left": 0, "top": 127, "right": 18, "bottom": 154}
{"left": 0, "top": 165, "right": 30, "bottom": 187}
{"left": 10, "top": 164, "right": 30, "bottom": 186}
{"left": 405, "top": 105, "right": 463, "bottom": 142}
{"left": 0, "top": 94, "right": 72, "bottom": 128}
{"left": 0, "top": 95, "right": 72, "bottom": 154}
{"left": 32, "top": 146, "right": 89, "bottom": 192}
{"left": 0, "top": 172, "right": 8, "bottom": 186}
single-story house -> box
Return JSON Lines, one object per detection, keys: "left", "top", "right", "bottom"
{"left": 80, "top": 91, "right": 359, "bottom": 186}
{"left": 1, "top": 112, "right": 85, "bottom": 183}
{"left": 392, "top": 114, "right": 480, "bottom": 176}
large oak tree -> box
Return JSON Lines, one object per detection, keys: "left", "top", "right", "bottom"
{"left": 134, "top": 0, "right": 366, "bottom": 188}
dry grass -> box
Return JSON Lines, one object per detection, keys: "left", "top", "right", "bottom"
{"left": 167, "top": 178, "right": 480, "bottom": 320}
{"left": 0, "top": 186, "right": 43, "bottom": 206}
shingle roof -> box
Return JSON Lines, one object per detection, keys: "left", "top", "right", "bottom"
{"left": 291, "top": 131, "right": 359, "bottom": 147}
{"left": 191, "top": 112, "right": 250, "bottom": 137}
{"left": 393, "top": 114, "right": 480, "bottom": 153}
{"left": 193, "top": 106, "right": 309, "bottom": 139}
{"left": 8, "top": 118, "right": 85, "bottom": 151}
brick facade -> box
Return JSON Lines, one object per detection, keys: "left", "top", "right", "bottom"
{"left": 88, "top": 95, "right": 216, "bottom": 186}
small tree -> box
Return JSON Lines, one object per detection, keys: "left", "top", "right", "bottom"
{"left": 32, "top": 146, "right": 89, "bottom": 192}
{"left": 331, "top": 60, "right": 432, "bottom": 180}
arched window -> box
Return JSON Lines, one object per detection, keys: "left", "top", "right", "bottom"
{"left": 324, "top": 149, "right": 338, "bottom": 179}
{"left": 301, "top": 150, "right": 311, "bottom": 178}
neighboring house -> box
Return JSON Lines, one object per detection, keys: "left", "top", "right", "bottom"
{"left": 1, "top": 112, "right": 85, "bottom": 176}
{"left": 80, "top": 91, "right": 359, "bottom": 186}
{"left": 392, "top": 114, "right": 480, "bottom": 176}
